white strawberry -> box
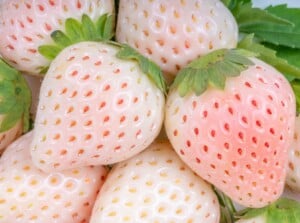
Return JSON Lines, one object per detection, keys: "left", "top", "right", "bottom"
{"left": 30, "top": 40, "right": 166, "bottom": 172}
{"left": 0, "top": 131, "right": 108, "bottom": 222}
{"left": 286, "top": 114, "right": 300, "bottom": 192}
{"left": 0, "top": 0, "right": 114, "bottom": 75}
{"left": 164, "top": 49, "right": 296, "bottom": 208}
{"left": 90, "top": 140, "right": 220, "bottom": 223}
{"left": 116, "top": 0, "right": 238, "bottom": 82}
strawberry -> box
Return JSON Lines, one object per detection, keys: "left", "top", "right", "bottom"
{"left": 0, "top": 0, "right": 114, "bottom": 75}
{"left": 0, "top": 131, "right": 108, "bottom": 223}
{"left": 90, "top": 140, "right": 220, "bottom": 223}
{"left": 116, "top": 0, "right": 238, "bottom": 82}
{"left": 0, "top": 59, "right": 31, "bottom": 153}
{"left": 286, "top": 114, "right": 300, "bottom": 192}
{"left": 30, "top": 37, "right": 166, "bottom": 172}
{"left": 164, "top": 49, "right": 296, "bottom": 208}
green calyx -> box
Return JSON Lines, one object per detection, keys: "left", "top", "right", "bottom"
{"left": 38, "top": 13, "right": 115, "bottom": 72}
{"left": 0, "top": 59, "right": 31, "bottom": 133}
{"left": 235, "top": 198, "right": 300, "bottom": 223}
{"left": 114, "top": 43, "right": 167, "bottom": 93}
{"left": 38, "top": 12, "right": 167, "bottom": 94}
{"left": 171, "top": 48, "right": 255, "bottom": 97}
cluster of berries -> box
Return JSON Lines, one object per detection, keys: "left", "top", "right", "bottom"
{"left": 0, "top": 0, "right": 299, "bottom": 222}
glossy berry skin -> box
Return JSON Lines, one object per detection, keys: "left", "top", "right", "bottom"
{"left": 286, "top": 115, "right": 300, "bottom": 192}
{"left": 0, "top": 0, "right": 114, "bottom": 75}
{"left": 30, "top": 41, "right": 165, "bottom": 172}
{"left": 165, "top": 58, "right": 296, "bottom": 208}
{"left": 0, "top": 131, "right": 108, "bottom": 223}
{"left": 90, "top": 140, "right": 220, "bottom": 223}
{"left": 116, "top": 0, "right": 238, "bottom": 82}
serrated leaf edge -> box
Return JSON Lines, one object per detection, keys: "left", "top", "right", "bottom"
{"left": 171, "top": 48, "right": 254, "bottom": 97}
{"left": 38, "top": 13, "right": 115, "bottom": 73}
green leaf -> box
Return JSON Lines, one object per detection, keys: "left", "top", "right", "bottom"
{"left": 103, "top": 14, "right": 115, "bottom": 40}
{"left": 220, "top": 0, "right": 234, "bottom": 9}
{"left": 95, "top": 14, "right": 115, "bottom": 40}
{"left": 38, "top": 45, "right": 62, "bottom": 60}
{"left": 81, "top": 14, "right": 97, "bottom": 40}
{"left": 171, "top": 48, "right": 254, "bottom": 97}
{"left": 229, "top": 2, "right": 300, "bottom": 48}
{"left": 95, "top": 14, "right": 108, "bottom": 38}
{"left": 221, "top": 0, "right": 249, "bottom": 10}
{"left": 193, "top": 69, "right": 208, "bottom": 96}
{"left": 236, "top": 198, "right": 300, "bottom": 223}
{"left": 209, "top": 66, "right": 226, "bottom": 89}
{"left": 39, "top": 13, "right": 115, "bottom": 62}
{"left": 232, "top": 2, "right": 292, "bottom": 29}
{"left": 267, "top": 45, "right": 300, "bottom": 70}
{"left": 264, "top": 4, "right": 300, "bottom": 48}
{"left": 0, "top": 59, "right": 31, "bottom": 132}
{"left": 244, "top": 29, "right": 299, "bottom": 49}
{"left": 116, "top": 43, "right": 167, "bottom": 93}
{"left": 51, "top": 30, "right": 72, "bottom": 47}
{"left": 177, "top": 69, "right": 194, "bottom": 97}
{"left": 238, "top": 34, "right": 300, "bottom": 80}
{"left": 65, "top": 18, "right": 84, "bottom": 42}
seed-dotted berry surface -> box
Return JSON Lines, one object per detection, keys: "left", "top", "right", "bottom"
{"left": 90, "top": 141, "right": 220, "bottom": 223}
{"left": 165, "top": 58, "right": 296, "bottom": 207}
{"left": 0, "top": 131, "right": 108, "bottom": 222}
